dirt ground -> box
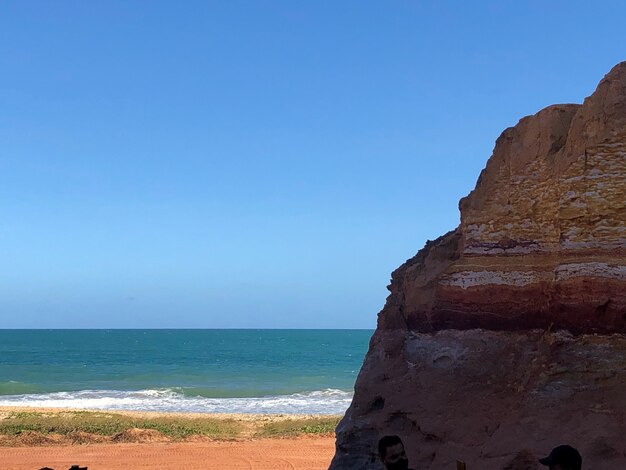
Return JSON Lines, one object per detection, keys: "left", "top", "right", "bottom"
{"left": 0, "top": 436, "right": 335, "bottom": 469}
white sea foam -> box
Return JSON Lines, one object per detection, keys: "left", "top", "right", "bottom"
{"left": 0, "top": 388, "right": 353, "bottom": 414}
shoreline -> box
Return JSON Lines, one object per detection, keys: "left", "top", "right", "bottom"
{"left": 0, "top": 405, "right": 340, "bottom": 421}
{"left": 0, "top": 386, "right": 355, "bottom": 415}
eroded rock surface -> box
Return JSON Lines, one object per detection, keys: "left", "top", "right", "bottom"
{"left": 331, "top": 63, "right": 626, "bottom": 469}
{"left": 333, "top": 330, "right": 626, "bottom": 470}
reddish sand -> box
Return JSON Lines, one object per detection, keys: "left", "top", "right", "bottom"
{"left": 0, "top": 436, "right": 335, "bottom": 469}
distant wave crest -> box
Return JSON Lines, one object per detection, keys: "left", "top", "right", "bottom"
{"left": 0, "top": 388, "right": 353, "bottom": 414}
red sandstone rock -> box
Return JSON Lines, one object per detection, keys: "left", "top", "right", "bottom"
{"left": 385, "top": 62, "right": 626, "bottom": 334}
{"left": 332, "top": 330, "right": 626, "bottom": 469}
{"left": 331, "top": 63, "right": 626, "bottom": 469}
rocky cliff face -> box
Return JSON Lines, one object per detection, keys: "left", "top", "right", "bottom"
{"left": 330, "top": 63, "right": 626, "bottom": 469}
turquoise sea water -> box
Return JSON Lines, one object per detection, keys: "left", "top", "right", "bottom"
{"left": 0, "top": 329, "right": 372, "bottom": 414}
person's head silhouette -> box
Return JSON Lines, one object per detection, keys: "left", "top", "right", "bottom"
{"left": 539, "top": 445, "right": 582, "bottom": 470}
{"left": 378, "top": 435, "right": 412, "bottom": 470}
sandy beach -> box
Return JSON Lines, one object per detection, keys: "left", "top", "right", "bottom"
{"left": 0, "top": 438, "right": 335, "bottom": 469}
{"left": 0, "top": 407, "right": 337, "bottom": 469}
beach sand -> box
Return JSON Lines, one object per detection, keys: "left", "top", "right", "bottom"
{"left": 0, "top": 407, "right": 337, "bottom": 469}
{"left": 0, "top": 437, "right": 335, "bottom": 469}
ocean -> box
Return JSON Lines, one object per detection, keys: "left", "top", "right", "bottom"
{"left": 0, "top": 329, "right": 372, "bottom": 415}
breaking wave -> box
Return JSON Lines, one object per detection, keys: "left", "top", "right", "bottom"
{"left": 0, "top": 388, "right": 353, "bottom": 414}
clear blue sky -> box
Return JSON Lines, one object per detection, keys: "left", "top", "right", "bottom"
{"left": 1, "top": 1, "right": 624, "bottom": 328}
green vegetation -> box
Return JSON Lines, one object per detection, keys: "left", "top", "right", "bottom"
{"left": 0, "top": 411, "right": 341, "bottom": 442}
{"left": 0, "top": 411, "right": 241, "bottom": 439}
{"left": 255, "top": 416, "right": 340, "bottom": 437}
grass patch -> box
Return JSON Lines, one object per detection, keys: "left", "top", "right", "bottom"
{"left": 255, "top": 417, "right": 340, "bottom": 438}
{"left": 0, "top": 411, "right": 242, "bottom": 440}
{"left": 0, "top": 411, "right": 342, "bottom": 443}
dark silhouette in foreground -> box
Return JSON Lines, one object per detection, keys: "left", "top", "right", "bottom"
{"left": 39, "top": 466, "right": 87, "bottom": 470}
{"left": 374, "top": 437, "right": 582, "bottom": 470}
{"left": 539, "top": 445, "right": 582, "bottom": 470}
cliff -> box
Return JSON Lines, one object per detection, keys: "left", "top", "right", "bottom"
{"left": 330, "top": 63, "right": 626, "bottom": 469}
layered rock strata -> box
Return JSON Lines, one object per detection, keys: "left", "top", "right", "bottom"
{"left": 331, "top": 63, "right": 626, "bottom": 469}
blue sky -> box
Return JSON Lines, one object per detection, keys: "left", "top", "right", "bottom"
{"left": 1, "top": 1, "right": 625, "bottom": 328}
